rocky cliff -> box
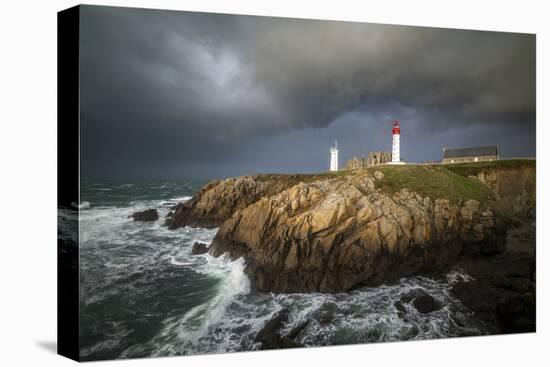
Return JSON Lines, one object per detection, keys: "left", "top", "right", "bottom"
{"left": 209, "top": 167, "right": 505, "bottom": 292}
{"left": 167, "top": 161, "right": 534, "bottom": 293}
{"left": 446, "top": 160, "right": 535, "bottom": 219}
{"left": 165, "top": 173, "right": 345, "bottom": 229}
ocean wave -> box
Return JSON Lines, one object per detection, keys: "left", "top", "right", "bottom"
{"left": 147, "top": 254, "right": 252, "bottom": 357}
{"left": 150, "top": 266, "right": 483, "bottom": 356}
{"left": 169, "top": 196, "right": 192, "bottom": 202}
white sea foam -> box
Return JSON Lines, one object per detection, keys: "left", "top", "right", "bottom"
{"left": 72, "top": 201, "right": 91, "bottom": 209}
{"left": 148, "top": 254, "right": 253, "bottom": 356}
{"left": 446, "top": 268, "right": 475, "bottom": 284}
{"left": 169, "top": 196, "right": 192, "bottom": 202}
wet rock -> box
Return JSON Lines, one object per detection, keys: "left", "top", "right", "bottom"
{"left": 412, "top": 293, "right": 442, "bottom": 314}
{"left": 191, "top": 242, "right": 209, "bottom": 255}
{"left": 258, "top": 334, "right": 302, "bottom": 350}
{"left": 254, "top": 309, "right": 301, "bottom": 349}
{"left": 285, "top": 320, "right": 310, "bottom": 339}
{"left": 255, "top": 309, "right": 289, "bottom": 343}
{"left": 451, "top": 223, "right": 536, "bottom": 335}
{"left": 312, "top": 309, "right": 335, "bottom": 325}
{"left": 396, "top": 290, "right": 442, "bottom": 316}
{"left": 128, "top": 209, "right": 158, "bottom": 221}
{"left": 496, "top": 293, "right": 536, "bottom": 333}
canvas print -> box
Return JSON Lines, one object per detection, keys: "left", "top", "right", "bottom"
{"left": 57, "top": 5, "right": 536, "bottom": 362}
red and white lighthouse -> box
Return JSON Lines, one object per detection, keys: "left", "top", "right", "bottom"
{"left": 391, "top": 120, "right": 401, "bottom": 163}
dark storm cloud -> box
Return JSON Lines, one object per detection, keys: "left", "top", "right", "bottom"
{"left": 79, "top": 5, "right": 535, "bottom": 179}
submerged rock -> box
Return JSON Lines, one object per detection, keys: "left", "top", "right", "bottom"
{"left": 191, "top": 242, "right": 209, "bottom": 255}
{"left": 396, "top": 289, "right": 442, "bottom": 315}
{"left": 412, "top": 293, "right": 442, "bottom": 314}
{"left": 128, "top": 209, "right": 159, "bottom": 221}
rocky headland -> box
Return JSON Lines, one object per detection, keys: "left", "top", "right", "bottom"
{"left": 165, "top": 174, "right": 334, "bottom": 229}
{"left": 166, "top": 160, "right": 536, "bottom": 334}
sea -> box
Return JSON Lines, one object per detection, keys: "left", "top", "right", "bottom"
{"left": 64, "top": 180, "right": 487, "bottom": 360}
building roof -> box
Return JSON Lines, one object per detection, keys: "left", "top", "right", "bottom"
{"left": 443, "top": 145, "right": 498, "bottom": 159}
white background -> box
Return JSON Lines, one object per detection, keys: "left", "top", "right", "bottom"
{"left": 0, "top": 0, "right": 548, "bottom": 365}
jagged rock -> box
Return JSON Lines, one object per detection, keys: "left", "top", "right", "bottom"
{"left": 128, "top": 209, "right": 159, "bottom": 221}
{"left": 285, "top": 320, "right": 310, "bottom": 339}
{"left": 210, "top": 171, "right": 505, "bottom": 292}
{"left": 254, "top": 309, "right": 301, "bottom": 349}
{"left": 191, "top": 242, "right": 209, "bottom": 255}
{"left": 255, "top": 310, "right": 289, "bottom": 342}
{"left": 165, "top": 174, "right": 327, "bottom": 229}
{"left": 470, "top": 164, "right": 535, "bottom": 219}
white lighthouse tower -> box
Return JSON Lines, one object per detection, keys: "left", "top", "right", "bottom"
{"left": 391, "top": 120, "right": 401, "bottom": 163}
{"left": 330, "top": 140, "right": 339, "bottom": 171}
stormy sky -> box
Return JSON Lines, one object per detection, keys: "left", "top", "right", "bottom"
{"left": 79, "top": 5, "right": 536, "bottom": 180}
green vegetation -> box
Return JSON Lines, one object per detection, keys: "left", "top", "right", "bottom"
{"left": 445, "top": 159, "right": 535, "bottom": 177}
{"left": 250, "top": 159, "right": 535, "bottom": 203}
{"left": 371, "top": 165, "right": 492, "bottom": 203}
{"left": 253, "top": 170, "right": 352, "bottom": 184}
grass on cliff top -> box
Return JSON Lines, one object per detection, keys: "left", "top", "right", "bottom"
{"left": 444, "top": 159, "right": 535, "bottom": 177}
{"left": 253, "top": 170, "right": 351, "bottom": 184}
{"left": 372, "top": 165, "right": 492, "bottom": 203}
{"left": 252, "top": 165, "right": 491, "bottom": 203}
